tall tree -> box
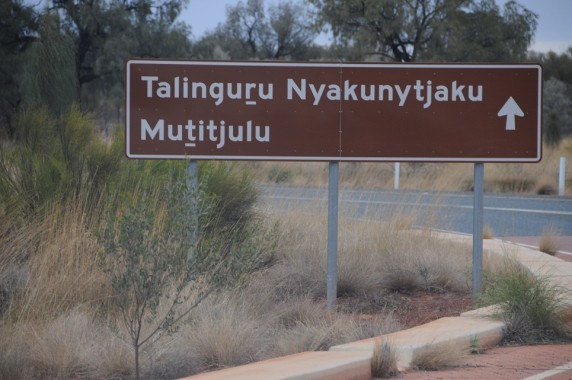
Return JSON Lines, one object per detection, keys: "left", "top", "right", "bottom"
{"left": 49, "top": 0, "right": 192, "bottom": 127}
{"left": 429, "top": 0, "right": 537, "bottom": 62}
{"left": 20, "top": 13, "right": 78, "bottom": 116}
{"left": 308, "top": 0, "right": 468, "bottom": 62}
{"left": 543, "top": 77, "right": 572, "bottom": 140}
{"left": 530, "top": 48, "right": 572, "bottom": 87}
{"left": 0, "top": 0, "right": 38, "bottom": 138}
{"left": 530, "top": 49, "right": 572, "bottom": 138}
{"left": 308, "top": 0, "right": 537, "bottom": 62}
{"left": 196, "top": 0, "right": 319, "bottom": 60}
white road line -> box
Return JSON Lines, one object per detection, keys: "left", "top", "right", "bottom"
{"left": 261, "top": 195, "right": 572, "bottom": 216}
{"left": 523, "top": 361, "right": 572, "bottom": 380}
{"left": 486, "top": 206, "right": 572, "bottom": 216}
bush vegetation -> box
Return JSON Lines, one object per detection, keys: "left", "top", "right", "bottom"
{"left": 538, "top": 226, "right": 561, "bottom": 256}
{"left": 479, "top": 258, "right": 570, "bottom": 344}
{"left": 1, "top": 108, "right": 566, "bottom": 380}
{"left": 0, "top": 107, "right": 277, "bottom": 379}
{"left": 1, "top": 3, "right": 570, "bottom": 378}
{"left": 1, "top": 127, "right": 479, "bottom": 378}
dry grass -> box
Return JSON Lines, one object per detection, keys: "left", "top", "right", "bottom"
{"left": 243, "top": 138, "right": 572, "bottom": 195}
{"left": 1, "top": 199, "right": 111, "bottom": 323}
{"left": 539, "top": 226, "right": 561, "bottom": 256}
{"left": 262, "top": 210, "right": 472, "bottom": 300}
{"left": 411, "top": 342, "right": 464, "bottom": 371}
{"left": 0, "top": 309, "right": 132, "bottom": 380}
{"left": 378, "top": 231, "right": 472, "bottom": 293}
{"left": 483, "top": 224, "right": 494, "bottom": 239}
{"left": 176, "top": 289, "right": 401, "bottom": 373}
{"left": 0, "top": 179, "right": 479, "bottom": 379}
{"left": 179, "top": 289, "right": 278, "bottom": 371}
{"left": 371, "top": 339, "right": 398, "bottom": 378}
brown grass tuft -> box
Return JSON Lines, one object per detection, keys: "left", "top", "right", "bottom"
{"left": 411, "top": 343, "right": 464, "bottom": 371}
{"left": 2, "top": 199, "right": 111, "bottom": 323}
{"left": 539, "top": 227, "right": 561, "bottom": 256}
{"left": 483, "top": 224, "right": 494, "bottom": 239}
{"left": 0, "top": 309, "right": 132, "bottom": 380}
{"left": 181, "top": 293, "right": 270, "bottom": 371}
{"left": 371, "top": 339, "right": 398, "bottom": 378}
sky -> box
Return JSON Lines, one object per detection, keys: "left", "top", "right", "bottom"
{"left": 179, "top": 0, "right": 572, "bottom": 54}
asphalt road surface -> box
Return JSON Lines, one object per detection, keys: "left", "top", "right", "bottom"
{"left": 258, "top": 185, "right": 572, "bottom": 239}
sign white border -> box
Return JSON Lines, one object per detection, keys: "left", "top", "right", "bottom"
{"left": 126, "top": 60, "right": 542, "bottom": 162}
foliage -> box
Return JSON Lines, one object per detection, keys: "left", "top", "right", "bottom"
{"left": 309, "top": 0, "right": 537, "bottom": 62}
{"left": 0, "top": 0, "right": 38, "bottom": 138}
{"left": 531, "top": 48, "right": 572, "bottom": 88}
{"left": 101, "top": 180, "right": 196, "bottom": 380}
{"left": 200, "top": 161, "right": 259, "bottom": 233}
{"left": 538, "top": 227, "right": 561, "bottom": 256}
{"left": 431, "top": 0, "right": 537, "bottom": 62}
{"left": 100, "top": 163, "right": 274, "bottom": 378}
{"left": 543, "top": 77, "right": 572, "bottom": 141}
{"left": 0, "top": 107, "right": 121, "bottom": 219}
{"left": 545, "top": 112, "right": 563, "bottom": 147}
{"left": 79, "top": 0, "right": 193, "bottom": 129}
{"left": 479, "top": 259, "right": 568, "bottom": 344}
{"left": 309, "top": 0, "right": 468, "bottom": 62}
{"left": 268, "top": 166, "right": 292, "bottom": 183}
{"left": 20, "top": 13, "right": 78, "bottom": 115}
{"left": 195, "top": 0, "right": 320, "bottom": 60}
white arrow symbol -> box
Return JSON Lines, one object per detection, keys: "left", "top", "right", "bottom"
{"left": 497, "top": 96, "right": 524, "bottom": 131}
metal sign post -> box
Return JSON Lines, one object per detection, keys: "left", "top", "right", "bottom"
{"left": 472, "top": 163, "right": 484, "bottom": 298}
{"left": 327, "top": 162, "right": 339, "bottom": 311}
{"left": 187, "top": 159, "right": 198, "bottom": 262}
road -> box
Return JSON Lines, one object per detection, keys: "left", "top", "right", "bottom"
{"left": 259, "top": 185, "right": 572, "bottom": 256}
{"left": 259, "top": 185, "right": 571, "bottom": 237}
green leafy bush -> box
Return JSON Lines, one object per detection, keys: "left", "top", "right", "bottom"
{"left": 479, "top": 259, "right": 568, "bottom": 344}
{"left": 0, "top": 106, "right": 120, "bottom": 219}
{"left": 200, "top": 161, "right": 258, "bottom": 232}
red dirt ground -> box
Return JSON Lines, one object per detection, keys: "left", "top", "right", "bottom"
{"left": 395, "top": 344, "right": 572, "bottom": 379}
{"left": 351, "top": 290, "right": 572, "bottom": 380}
{"left": 336, "top": 289, "right": 474, "bottom": 328}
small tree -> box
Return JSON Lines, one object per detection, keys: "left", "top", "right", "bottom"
{"left": 100, "top": 165, "right": 273, "bottom": 379}
{"left": 101, "top": 180, "right": 196, "bottom": 379}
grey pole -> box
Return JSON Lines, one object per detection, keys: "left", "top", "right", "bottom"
{"left": 472, "top": 163, "right": 484, "bottom": 299}
{"left": 187, "top": 160, "right": 199, "bottom": 262}
{"left": 327, "top": 161, "right": 339, "bottom": 312}
{"left": 559, "top": 157, "right": 566, "bottom": 196}
{"left": 394, "top": 162, "right": 400, "bottom": 191}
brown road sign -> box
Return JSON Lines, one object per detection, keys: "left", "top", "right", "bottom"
{"left": 126, "top": 60, "right": 542, "bottom": 162}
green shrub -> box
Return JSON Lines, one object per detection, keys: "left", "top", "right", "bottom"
{"left": 479, "top": 259, "right": 568, "bottom": 344}
{"left": 200, "top": 161, "right": 258, "bottom": 232}
{"left": 0, "top": 107, "right": 120, "bottom": 220}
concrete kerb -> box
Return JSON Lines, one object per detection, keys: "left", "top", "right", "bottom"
{"left": 180, "top": 234, "right": 572, "bottom": 380}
